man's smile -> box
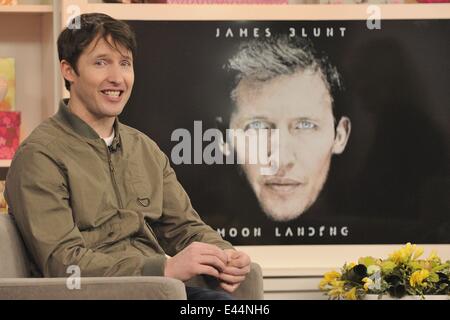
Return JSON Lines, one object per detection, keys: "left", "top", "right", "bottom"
{"left": 100, "top": 89, "right": 125, "bottom": 102}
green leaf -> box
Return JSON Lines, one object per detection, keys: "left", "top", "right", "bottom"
{"left": 428, "top": 272, "right": 439, "bottom": 283}
{"left": 381, "top": 261, "right": 397, "bottom": 273}
{"left": 409, "top": 261, "right": 422, "bottom": 270}
{"left": 432, "top": 263, "right": 449, "bottom": 272}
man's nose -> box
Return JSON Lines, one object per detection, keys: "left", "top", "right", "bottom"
{"left": 274, "top": 130, "right": 298, "bottom": 172}
{"left": 106, "top": 64, "right": 124, "bottom": 84}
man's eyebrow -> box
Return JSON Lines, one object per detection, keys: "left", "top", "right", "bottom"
{"left": 242, "top": 116, "right": 270, "bottom": 121}
{"left": 118, "top": 53, "right": 133, "bottom": 61}
{"left": 93, "top": 53, "right": 110, "bottom": 59}
{"left": 293, "top": 116, "right": 322, "bottom": 123}
{"left": 92, "top": 53, "right": 132, "bottom": 61}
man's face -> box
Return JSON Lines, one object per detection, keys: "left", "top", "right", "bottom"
{"left": 64, "top": 36, "right": 134, "bottom": 121}
{"left": 229, "top": 70, "right": 350, "bottom": 221}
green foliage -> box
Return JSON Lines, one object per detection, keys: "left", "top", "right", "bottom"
{"left": 319, "top": 243, "right": 450, "bottom": 300}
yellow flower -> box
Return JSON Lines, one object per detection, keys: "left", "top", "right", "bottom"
{"left": 330, "top": 280, "right": 345, "bottom": 288}
{"left": 389, "top": 243, "right": 424, "bottom": 263}
{"left": 389, "top": 248, "right": 408, "bottom": 264}
{"left": 410, "top": 269, "right": 430, "bottom": 287}
{"left": 412, "top": 247, "right": 424, "bottom": 260}
{"left": 325, "top": 271, "right": 341, "bottom": 281}
{"left": 427, "top": 250, "right": 441, "bottom": 263}
{"left": 327, "top": 280, "right": 345, "bottom": 298}
{"left": 319, "top": 271, "right": 341, "bottom": 290}
{"left": 345, "top": 287, "right": 358, "bottom": 300}
{"left": 362, "top": 277, "right": 373, "bottom": 291}
{"left": 344, "top": 262, "right": 356, "bottom": 271}
{"left": 328, "top": 288, "right": 344, "bottom": 298}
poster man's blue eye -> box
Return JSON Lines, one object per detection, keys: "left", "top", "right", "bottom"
{"left": 244, "top": 120, "right": 271, "bottom": 131}
{"left": 296, "top": 120, "right": 316, "bottom": 130}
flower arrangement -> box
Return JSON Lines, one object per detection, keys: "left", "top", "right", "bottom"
{"left": 319, "top": 243, "right": 450, "bottom": 300}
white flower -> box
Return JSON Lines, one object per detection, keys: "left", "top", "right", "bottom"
{"left": 367, "top": 265, "right": 381, "bottom": 275}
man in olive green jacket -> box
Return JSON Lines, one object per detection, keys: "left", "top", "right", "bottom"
{"left": 5, "top": 13, "right": 250, "bottom": 298}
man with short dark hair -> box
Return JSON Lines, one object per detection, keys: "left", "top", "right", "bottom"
{"left": 5, "top": 13, "right": 250, "bottom": 299}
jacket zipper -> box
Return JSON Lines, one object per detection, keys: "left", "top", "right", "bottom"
{"left": 106, "top": 147, "right": 124, "bottom": 209}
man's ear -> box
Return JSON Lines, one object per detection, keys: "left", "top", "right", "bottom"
{"left": 332, "top": 116, "right": 351, "bottom": 155}
{"left": 60, "top": 60, "right": 77, "bottom": 87}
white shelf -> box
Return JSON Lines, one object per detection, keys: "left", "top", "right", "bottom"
{"left": 0, "top": 160, "right": 12, "bottom": 167}
{"left": 0, "top": 5, "right": 52, "bottom": 13}
{"left": 85, "top": 3, "right": 450, "bottom": 21}
{"left": 236, "top": 244, "right": 450, "bottom": 272}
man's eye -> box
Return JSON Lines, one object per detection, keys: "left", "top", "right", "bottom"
{"left": 244, "top": 121, "right": 271, "bottom": 131}
{"left": 121, "top": 60, "right": 132, "bottom": 67}
{"left": 295, "top": 120, "right": 316, "bottom": 130}
{"left": 95, "top": 60, "right": 107, "bottom": 66}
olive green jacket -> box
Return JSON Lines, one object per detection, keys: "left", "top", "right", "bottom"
{"left": 5, "top": 100, "right": 232, "bottom": 278}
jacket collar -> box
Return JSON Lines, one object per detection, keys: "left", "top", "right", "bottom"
{"left": 55, "top": 99, "right": 121, "bottom": 151}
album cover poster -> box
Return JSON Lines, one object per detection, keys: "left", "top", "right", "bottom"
{"left": 121, "top": 20, "right": 450, "bottom": 245}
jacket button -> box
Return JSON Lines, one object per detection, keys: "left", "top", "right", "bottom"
{"left": 137, "top": 197, "right": 150, "bottom": 207}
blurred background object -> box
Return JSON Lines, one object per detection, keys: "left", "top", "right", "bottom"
{"left": 0, "top": 111, "right": 20, "bottom": 160}
{"left": 102, "top": 0, "right": 168, "bottom": 3}
{"left": 0, "top": 58, "right": 15, "bottom": 111}
{"left": 0, "top": 0, "right": 17, "bottom": 6}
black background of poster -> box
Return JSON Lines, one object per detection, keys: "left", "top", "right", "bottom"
{"left": 121, "top": 20, "right": 450, "bottom": 245}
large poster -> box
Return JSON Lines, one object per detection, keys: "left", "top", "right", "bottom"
{"left": 121, "top": 20, "right": 450, "bottom": 245}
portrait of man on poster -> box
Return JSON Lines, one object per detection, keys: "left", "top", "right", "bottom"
{"left": 221, "top": 35, "right": 351, "bottom": 222}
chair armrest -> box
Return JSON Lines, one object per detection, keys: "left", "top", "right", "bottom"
{"left": 0, "top": 276, "right": 186, "bottom": 300}
{"left": 185, "top": 262, "right": 264, "bottom": 300}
